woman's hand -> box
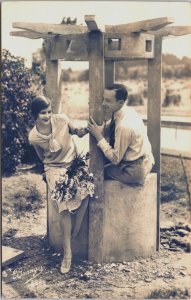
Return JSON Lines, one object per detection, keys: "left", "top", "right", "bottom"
{"left": 87, "top": 116, "right": 104, "bottom": 142}
{"left": 75, "top": 127, "right": 89, "bottom": 138}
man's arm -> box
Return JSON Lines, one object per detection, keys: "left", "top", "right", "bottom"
{"left": 98, "top": 126, "right": 132, "bottom": 164}
{"left": 88, "top": 117, "right": 132, "bottom": 164}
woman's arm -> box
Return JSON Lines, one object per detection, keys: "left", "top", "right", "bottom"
{"left": 34, "top": 145, "right": 44, "bottom": 161}
{"left": 68, "top": 120, "right": 88, "bottom": 138}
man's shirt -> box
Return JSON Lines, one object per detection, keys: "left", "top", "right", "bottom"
{"left": 98, "top": 105, "right": 154, "bottom": 165}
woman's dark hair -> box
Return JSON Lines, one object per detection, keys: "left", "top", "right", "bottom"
{"left": 107, "top": 84, "right": 128, "bottom": 101}
{"left": 31, "top": 95, "right": 51, "bottom": 119}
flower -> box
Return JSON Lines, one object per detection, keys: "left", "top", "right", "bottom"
{"left": 51, "top": 153, "right": 95, "bottom": 204}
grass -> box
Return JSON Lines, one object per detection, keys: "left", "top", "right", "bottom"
{"left": 161, "top": 155, "right": 189, "bottom": 203}
{"left": 2, "top": 174, "right": 46, "bottom": 216}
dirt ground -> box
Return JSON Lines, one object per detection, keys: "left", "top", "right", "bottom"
{"left": 1, "top": 155, "right": 191, "bottom": 299}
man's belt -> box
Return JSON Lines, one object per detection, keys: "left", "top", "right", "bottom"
{"left": 130, "top": 155, "right": 145, "bottom": 163}
{"left": 122, "top": 155, "right": 146, "bottom": 165}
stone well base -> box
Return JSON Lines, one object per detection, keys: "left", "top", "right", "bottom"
{"left": 47, "top": 173, "right": 157, "bottom": 262}
{"left": 47, "top": 188, "right": 88, "bottom": 259}
{"left": 102, "top": 173, "right": 157, "bottom": 262}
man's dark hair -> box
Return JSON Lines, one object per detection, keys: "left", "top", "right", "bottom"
{"left": 107, "top": 84, "right": 128, "bottom": 101}
{"left": 31, "top": 95, "right": 51, "bottom": 120}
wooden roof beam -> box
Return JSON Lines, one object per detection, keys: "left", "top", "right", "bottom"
{"left": 10, "top": 30, "right": 55, "bottom": 39}
{"left": 105, "top": 17, "right": 174, "bottom": 33}
{"left": 154, "top": 26, "right": 191, "bottom": 37}
{"left": 12, "top": 22, "right": 87, "bottom": 35}
{"left": 85, "top": 15, "right": 105, "bottom": 32}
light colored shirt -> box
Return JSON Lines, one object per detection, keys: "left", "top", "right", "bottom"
{"left": 98, "top": 105, "right": 153, "bottom": 165}
{"left": 29, "top": 113, "right": 77, "bottom": 169}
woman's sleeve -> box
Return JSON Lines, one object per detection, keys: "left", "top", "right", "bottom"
{"left": 67, "top": 119, "right": 76, "bottom": 134}
{"left": 34, "top": 145, "right": 44, "bottom": 161}
{"left": 58, "top": 113, "right": 88, "bottom": 137}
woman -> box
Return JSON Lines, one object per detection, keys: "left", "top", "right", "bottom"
{"left": 29, "top": 95, "right": 94, "bottom": 274}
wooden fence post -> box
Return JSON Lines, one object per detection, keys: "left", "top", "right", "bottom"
{"left": 44, "top": 39, "right": 62, "bottom": 114}
{"left": 148, "top": 35, "right": 162, "bottom": 250}
{"left": 88, "top": 31, "right": 105, "bottom": 262}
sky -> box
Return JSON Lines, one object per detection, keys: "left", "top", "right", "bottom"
{"left": 2, "top": 1, "right": 191, "bottom": 69}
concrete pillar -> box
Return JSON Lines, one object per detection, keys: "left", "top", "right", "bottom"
{"left": 47, "top": 173, "right": 157, "bottom": 262}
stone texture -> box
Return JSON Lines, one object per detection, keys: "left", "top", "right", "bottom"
{"left": 47, "top": 173, "right": 157, "bottom": 262}
{"left": 102, "top": 173, "right": 157, "bottom": 262}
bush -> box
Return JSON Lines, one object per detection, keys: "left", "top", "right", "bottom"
{"left": 1, "top": 49, "right": 43, "bottom": 176}
{"left": 78, "top": 69, "right": 89, "bottom": 81}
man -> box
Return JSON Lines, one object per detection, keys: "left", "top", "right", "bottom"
{"left": 88, "top": 83, "right": 154, "bottom": 185}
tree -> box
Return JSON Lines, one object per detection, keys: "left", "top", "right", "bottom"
{"left": 31, "top": 48, "right": 46, "bottom": 90}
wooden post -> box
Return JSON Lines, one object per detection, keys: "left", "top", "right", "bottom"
{"left": 105, "top": 61, "right": 115, "bottom": 88}
{"left": 44, "top": 40, "right": 62, "bottom": 113}
{"left": 44, "top": 40, "right": 62, "bottom": 244}
{"left": 105, "top": 61, "right": 115, "bottom": 121}
{"left": 88, "top": 31, "right": 105, "bottom": 262}
{"left": 147, "top": 35, "right": 162, "bottom": 250}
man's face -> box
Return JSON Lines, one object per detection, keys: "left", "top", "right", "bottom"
{"left": 102, "top": 89, "right": 124, "bottom": 113}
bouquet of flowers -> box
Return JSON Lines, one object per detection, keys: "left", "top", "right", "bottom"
{"left": 51, "top": 153, "right": 95, "bottom": 204}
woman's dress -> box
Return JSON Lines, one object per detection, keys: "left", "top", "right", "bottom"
{"left": 29, "top": 113, "right": 94, "bottom": 213}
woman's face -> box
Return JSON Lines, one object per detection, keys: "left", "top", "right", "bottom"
{"left": 37, "top": 105, "right": 52, "bottom": 126}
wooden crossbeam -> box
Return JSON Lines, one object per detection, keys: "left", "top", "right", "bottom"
{"left": 105, "top": 17, "right": 174, "bottom": 33}
{"left": 10, "top": 30, "right": 55, "bottom": 39}
{"left": 85, "top": 15, "right": 104, "bottom": 32}
{"left": 12, "top": 22, "right": 87, "bottom": 35}
{"left": 104, "top": 32, "right": 154, "bottom": 60}
{"left": 49, "top": 32, "right": 155, "bottom": 61}
{"left": 154, "top": 26, "right": 191, "bottom": 37}
{"left": 49, "top": 34, "right": 89, "bottom": 60}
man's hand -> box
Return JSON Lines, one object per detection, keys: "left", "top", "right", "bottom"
{"left": 87, "top": 116, "right": 104, "bottom": 142}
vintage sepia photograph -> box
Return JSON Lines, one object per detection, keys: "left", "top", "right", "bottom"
{"left": 1, "top": 0, "right": 191, "bottom": 298}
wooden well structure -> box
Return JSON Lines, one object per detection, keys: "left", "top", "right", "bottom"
{"left": 11, "top": 16, "right": 191, "bottom": 262}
